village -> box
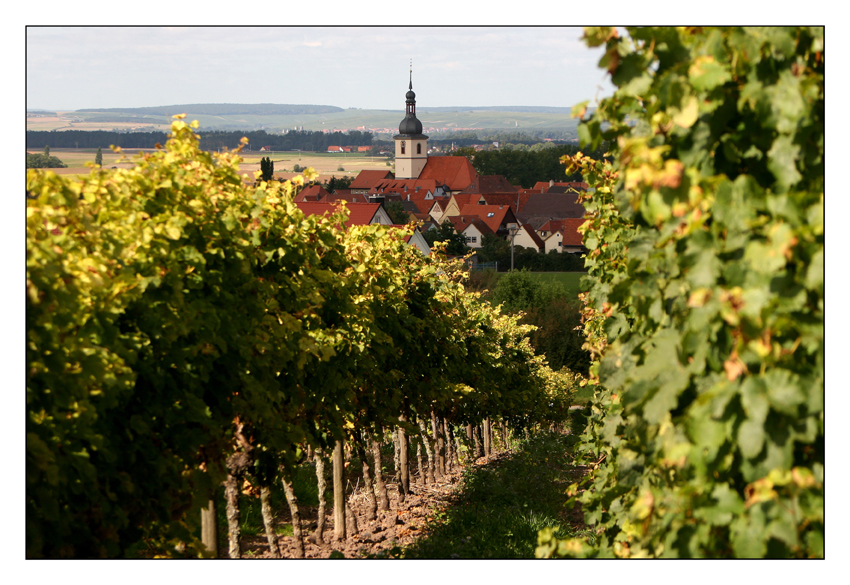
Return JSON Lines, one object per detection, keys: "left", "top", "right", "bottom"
{"left": 286, "top": 78, "right": 588, "bottom": 262}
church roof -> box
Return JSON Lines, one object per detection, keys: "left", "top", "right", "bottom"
{"left": 418, "top": 156, "right": 478, "bottom": 191}
{"left": 396, "top": 78, "right": 427, "bottom": 138}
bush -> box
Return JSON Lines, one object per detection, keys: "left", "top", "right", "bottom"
{"left": 490, "top": 270, "right": 590, "bottom": 375}
{"left": 27, "top": 153, "right": 67, "bottom": 168}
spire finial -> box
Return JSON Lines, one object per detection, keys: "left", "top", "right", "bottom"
{"left": 409, "top": 58, "right": 413, "bottom": 89}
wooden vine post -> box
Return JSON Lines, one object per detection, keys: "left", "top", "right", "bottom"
{"left": 333, "top": 440, "right": 346, "bottom": 542}
{"left": 201, "top": 500, "right": 217, "bottom": 558}
{"left": 398, "top": 413, "right": 410, "bottom": 501}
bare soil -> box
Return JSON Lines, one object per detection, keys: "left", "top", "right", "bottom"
{"left": 228, "top": 452, "right": 506, "bottom": 559}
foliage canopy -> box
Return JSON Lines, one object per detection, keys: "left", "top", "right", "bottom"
{"left": 537, "top": 26, "right": 823, "bottom": 559}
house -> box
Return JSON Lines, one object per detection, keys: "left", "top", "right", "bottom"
{"left": 350, "top": 170, "right": 395, "bottom": 195}
{"left": 295, "top": 201, "right": 393, "bottom": 227}
{"left": 539, "top": 218, "right": 587, "bottom": 254}
{"left": 323, "top": 190, "right": 373, "bottom": 204}
{"left": 512, "top": 223, "right": 546, "bottom": 253}
{"left": 327, "top": 145, "right": 343, "bottom": 153}
{"left": 365, "top": 178, "right": 450, "bottom": 216}
{"left": 456, "top": 204, "right": 518, "bottom": 235}
{"left": 392, "top": 225, "right": 432, "bottom": 256}
{"left": 293, "top": 184, "right": 329, "bottom": 202}
{"left": 426, "top": 200, "right": 448, "bottom": 224}
{"left": 444, "top": 215, "right": 493, "bottom": 249}
{"left": 515, "top": 192, "right": 586, "bottom": 230}
{"left": 438, "top": 193, "right": 478, "bottom": 220}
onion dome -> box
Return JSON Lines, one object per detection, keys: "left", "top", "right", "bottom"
{"left": 398, "top": 79, "right": 424, "bottom": 136}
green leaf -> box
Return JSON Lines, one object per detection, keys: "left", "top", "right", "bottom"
{"left": 688, "top": 56, "right": 732, "bottom": 92}
{"left": 805, "top": 249, "right": 823, "bottom": 290}
{"left": 764, "top": 369, "right": 805, "bottom": 415}
{"left": 673, "top": 95, "right": 699, "bottom": 129}
{"left": 767, "top": 135, "right": 802, "bottom": 192}
{"left": 731, "top": 509, "right": 767, "bottom": 558}
{"left": 738, "top": 418, "right": 765, "bottom": 458}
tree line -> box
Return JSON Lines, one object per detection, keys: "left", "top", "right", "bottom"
{"left": 452, "top": 144, "right": 608, "bottom": 188}
{"left": 25, "top": 129, "right": 374, "bottom": 152}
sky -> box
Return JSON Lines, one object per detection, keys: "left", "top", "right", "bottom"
{"left": 26, "top": 26, "right": 615, "bottom": 112}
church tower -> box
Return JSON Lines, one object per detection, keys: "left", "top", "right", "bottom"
{"left": 394, "top": 68, "right": 428, "bottom": 180}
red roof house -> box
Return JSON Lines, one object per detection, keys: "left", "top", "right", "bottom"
{"left": 295, "top": 201, "right": 392, "bottom": 227}
{"left": 293, "top": 184, "right": 329, "bottom": 202}
{"left": 350, "top": 170, "right": 395, "bottom": 194}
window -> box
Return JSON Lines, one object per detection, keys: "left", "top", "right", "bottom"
{"left": 465, "top": 236, "right": 477, "bottom": 243}
{"left": 401, "top": 140, "right": 406, "bottom": 155}
{"left": 417, "top": 143, "right": 422, "bottom": 154}
{"left": 487, "top": 212, "right": 495, "bottom": 217}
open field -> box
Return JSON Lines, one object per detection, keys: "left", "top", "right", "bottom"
{"left": 27, "top": 107, "right": 580, "bottom": 135}
{"left": 26, "top": 148, "right": 393, "bottom": 183}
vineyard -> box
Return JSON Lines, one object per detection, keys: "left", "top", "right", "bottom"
{"left": 26, "top": 26, "right": 824, "bottom": 561}
{"left": 25, "top": 116, "right": 578, "bottom": 558}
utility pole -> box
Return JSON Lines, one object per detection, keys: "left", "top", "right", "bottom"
{"left": 508, "top": 223, "right": 519, "bottom": 272}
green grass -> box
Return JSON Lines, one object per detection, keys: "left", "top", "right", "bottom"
{"left": 525, "top": 272, "right": 587, "bottom": 297}
{"left": 386, "top": 430, "right": 591, "bottom": 559}
{"left": 571, "top": 384, "right": 596, "bottom": 405}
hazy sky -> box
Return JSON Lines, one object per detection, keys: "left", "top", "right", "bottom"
{"left": 26, "top": 26, "right": 615, "bottom": 112}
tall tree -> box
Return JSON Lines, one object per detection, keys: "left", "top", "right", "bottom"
{"left": 95, "top": 147, "right": 103, "bottom": 167}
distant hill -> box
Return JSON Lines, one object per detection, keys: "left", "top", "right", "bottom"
{"left": 76, "top": 103, "right": 344, "bottom": 116}
{"left": 28, "top": 103, "right": 587, "bottom": 136}
{"left": 417, "top": 106, "right": 574, "bottom": 114}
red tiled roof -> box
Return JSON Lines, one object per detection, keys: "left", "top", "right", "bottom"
{"left": 473, "top": 193, "right": 534, "bottom": 213}
{"left": 540, "top": 218, "right": 586, "bottom": 247}
{"left": 293, "top": 184, "right": 329, "bottom": 202}
{"left": 325, "top": 190, "right": 373, "bottom": 204}
{"left": 517, "top": 192, "right": 585, "bottom": 220}
{"left": 457, "top": 204, "right": 517, "bottom": 233}
{"left": 350, "top": 170, "right": 394, "bottom": 190}
{"left": 367, "top": 178, "right": 444, "bottom": 214}
{"left": 418, "top": 156, "right": 478, "bottom": 191}
{"left": 532, "top": 181, "right": 589, "bottom": 192}
{"left": 445, "top": 214, "right": 494, "bottom": 236}
{"left": 295, "top": 201, "right": 382, "bottom": 227}
{"left": 461, "top": 175, "right": 519, "bottom": 193}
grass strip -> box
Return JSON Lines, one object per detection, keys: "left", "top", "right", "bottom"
{"left": 395, "top": 430, "right": 591, "bottom": 559}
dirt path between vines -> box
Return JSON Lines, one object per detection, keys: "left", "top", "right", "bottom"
{"left": 229, "top": 451, "right": 510, "bottom": 559}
